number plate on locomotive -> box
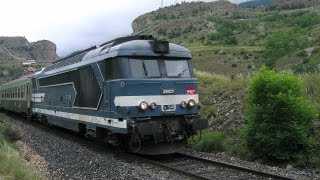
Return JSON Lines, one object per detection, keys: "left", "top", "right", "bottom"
{"left": 162, "top": 104, "right": 176, "bottom": 111}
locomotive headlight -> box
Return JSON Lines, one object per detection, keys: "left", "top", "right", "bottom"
{"left": 180, "top": 101, "right": 187, "bottom": 108}
{"left": 150, "top": 102, "right": 157, "bottom": 110}
{"left": 139, "top": 101, "right": 148, "bottom": 111}
{"left": 187, "top": 99, "right": 196, "bottom": 109}
{"left": 153, "top": 40, "right": 169, "bottom": 54}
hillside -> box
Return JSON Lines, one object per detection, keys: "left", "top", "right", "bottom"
{"left": 0, "top": 36, "right": 58, "bottom": 83}
{"left": 132, "top": 0, "right": 320, "bottom": 76}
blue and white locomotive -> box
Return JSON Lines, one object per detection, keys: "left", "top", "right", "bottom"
{"left": 4, "top": 35, "right": 208, "bottom": 155}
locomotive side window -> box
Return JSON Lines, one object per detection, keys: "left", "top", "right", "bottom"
{"left": 98, "top": 58, "right": 129, "bottom": 80}
{"left": 164, "top": 60, "right": 191, "bottom": 78}
{"left": 129, "top": 59, "right": 160, "bottom": 78}
{"left": 99, "top": 59, "right": 117, "bottom": 80}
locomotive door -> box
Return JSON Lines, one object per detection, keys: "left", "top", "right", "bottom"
{"left": 104, "top": 81, "right": 112, "bottom": 118}
{"left": 26, "top": 83, "right": 31, "bottom": 115}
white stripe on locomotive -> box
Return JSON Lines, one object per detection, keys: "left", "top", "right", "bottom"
{"left": 32, "top": 108, "right": 127, "bottom": 128}
{"left": 32, "top": 93, "right": 45, "bottom": 102}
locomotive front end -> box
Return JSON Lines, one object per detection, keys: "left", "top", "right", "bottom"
{"left": 102, "top": 38, "right": 208, "bottom": 154}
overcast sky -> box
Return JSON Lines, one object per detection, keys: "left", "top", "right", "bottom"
{"left": 0, "top": 0, "right": 247, "bottom": 57}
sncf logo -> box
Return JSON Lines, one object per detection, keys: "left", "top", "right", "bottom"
{"left": 186, "top": 87, "right": 196, "bottom": 95}
{"left": 162, "top": 89, "right": 175, "bottom": 94}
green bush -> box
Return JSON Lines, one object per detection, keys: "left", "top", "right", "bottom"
{"left": 242, "top": 67, "right": 318, "bottom": 162}
{"left": 188, "top": 131, "right": 227, "bottom": 152}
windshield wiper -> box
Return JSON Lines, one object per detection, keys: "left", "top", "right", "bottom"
{"left": 177, "top": 68, "right": 188, "bottom": 77}
{"left": 142, "top": 60, "right": 148, "bottom": 77}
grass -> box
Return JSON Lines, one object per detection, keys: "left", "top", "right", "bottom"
{"left": 300, "top": 73, "right": 320, "bottom": 112}
{"left": 188, "top": 130, "right": 228, "bottom": 152}
{"left": 195, "top": 70, "right": 248, "bottom": 118}
{"left": 0, "top": 114, "right": 42, "bottom": 180}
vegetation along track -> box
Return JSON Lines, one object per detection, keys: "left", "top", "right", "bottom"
{"left": 131, "top": 153, "right": 296, "bottom": 180}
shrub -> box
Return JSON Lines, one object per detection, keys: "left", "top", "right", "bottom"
{"left": 188, "top": 131, "right": 227, "bottom": 152}
{"left": 242, "top": 67, "right": 318, "bottom": 162}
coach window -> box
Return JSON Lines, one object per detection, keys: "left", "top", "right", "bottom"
{"left": 26, "top": 84, "right": 29, "bottom": 96}
{"left": 22, "top": 85, "right": 25, "bottom": 98}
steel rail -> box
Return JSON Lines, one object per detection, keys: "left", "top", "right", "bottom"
{"left": 130, "top": 154, "right": 213, "bottom": 180}
{"left": 176, "top": 152, "right": 295, "bottom": 180}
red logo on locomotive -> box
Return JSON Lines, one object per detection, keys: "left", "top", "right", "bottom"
{"left": 186, "top": 87, "right": 196, "bottom": 95}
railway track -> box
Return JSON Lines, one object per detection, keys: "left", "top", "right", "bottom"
{"left": 131, "top": 152, "right": 296, "bottom": 180}
{"left": 4, "top": 114, "right": 300, "bottom": 179}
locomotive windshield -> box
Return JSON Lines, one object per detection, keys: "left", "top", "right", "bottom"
{"left": 129, "top": 58, "right": 191, "bottom": 78}
{"left": 99, "top": 57, "right": 192, "bottom": 80}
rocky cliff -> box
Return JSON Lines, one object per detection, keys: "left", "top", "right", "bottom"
{"left": 0, "top": 36, "right": 59, "bottom": 83}
{"left": 0, "top": 36, "right": 58, "bottom": 62}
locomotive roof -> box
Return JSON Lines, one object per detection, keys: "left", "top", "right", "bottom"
{"left": 37, "top": 36, "right": 192, "bottom": 77}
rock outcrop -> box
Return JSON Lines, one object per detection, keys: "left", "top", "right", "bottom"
{"left": 0, "top": 36, "right": 58, "bottom": 62}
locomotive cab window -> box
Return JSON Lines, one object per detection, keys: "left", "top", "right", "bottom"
{"left": 165, "top": 60, "right": 191, "bottom": 78}
{"left": 129, "top": 59, "right": 160, "bottom": 78}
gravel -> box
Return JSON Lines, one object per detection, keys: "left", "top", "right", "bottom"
{"left": 4, "top": 116, "right": 186, "bottom": 180}
{"left": 4, "top": 115, "right": 320, "bottom": 180}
